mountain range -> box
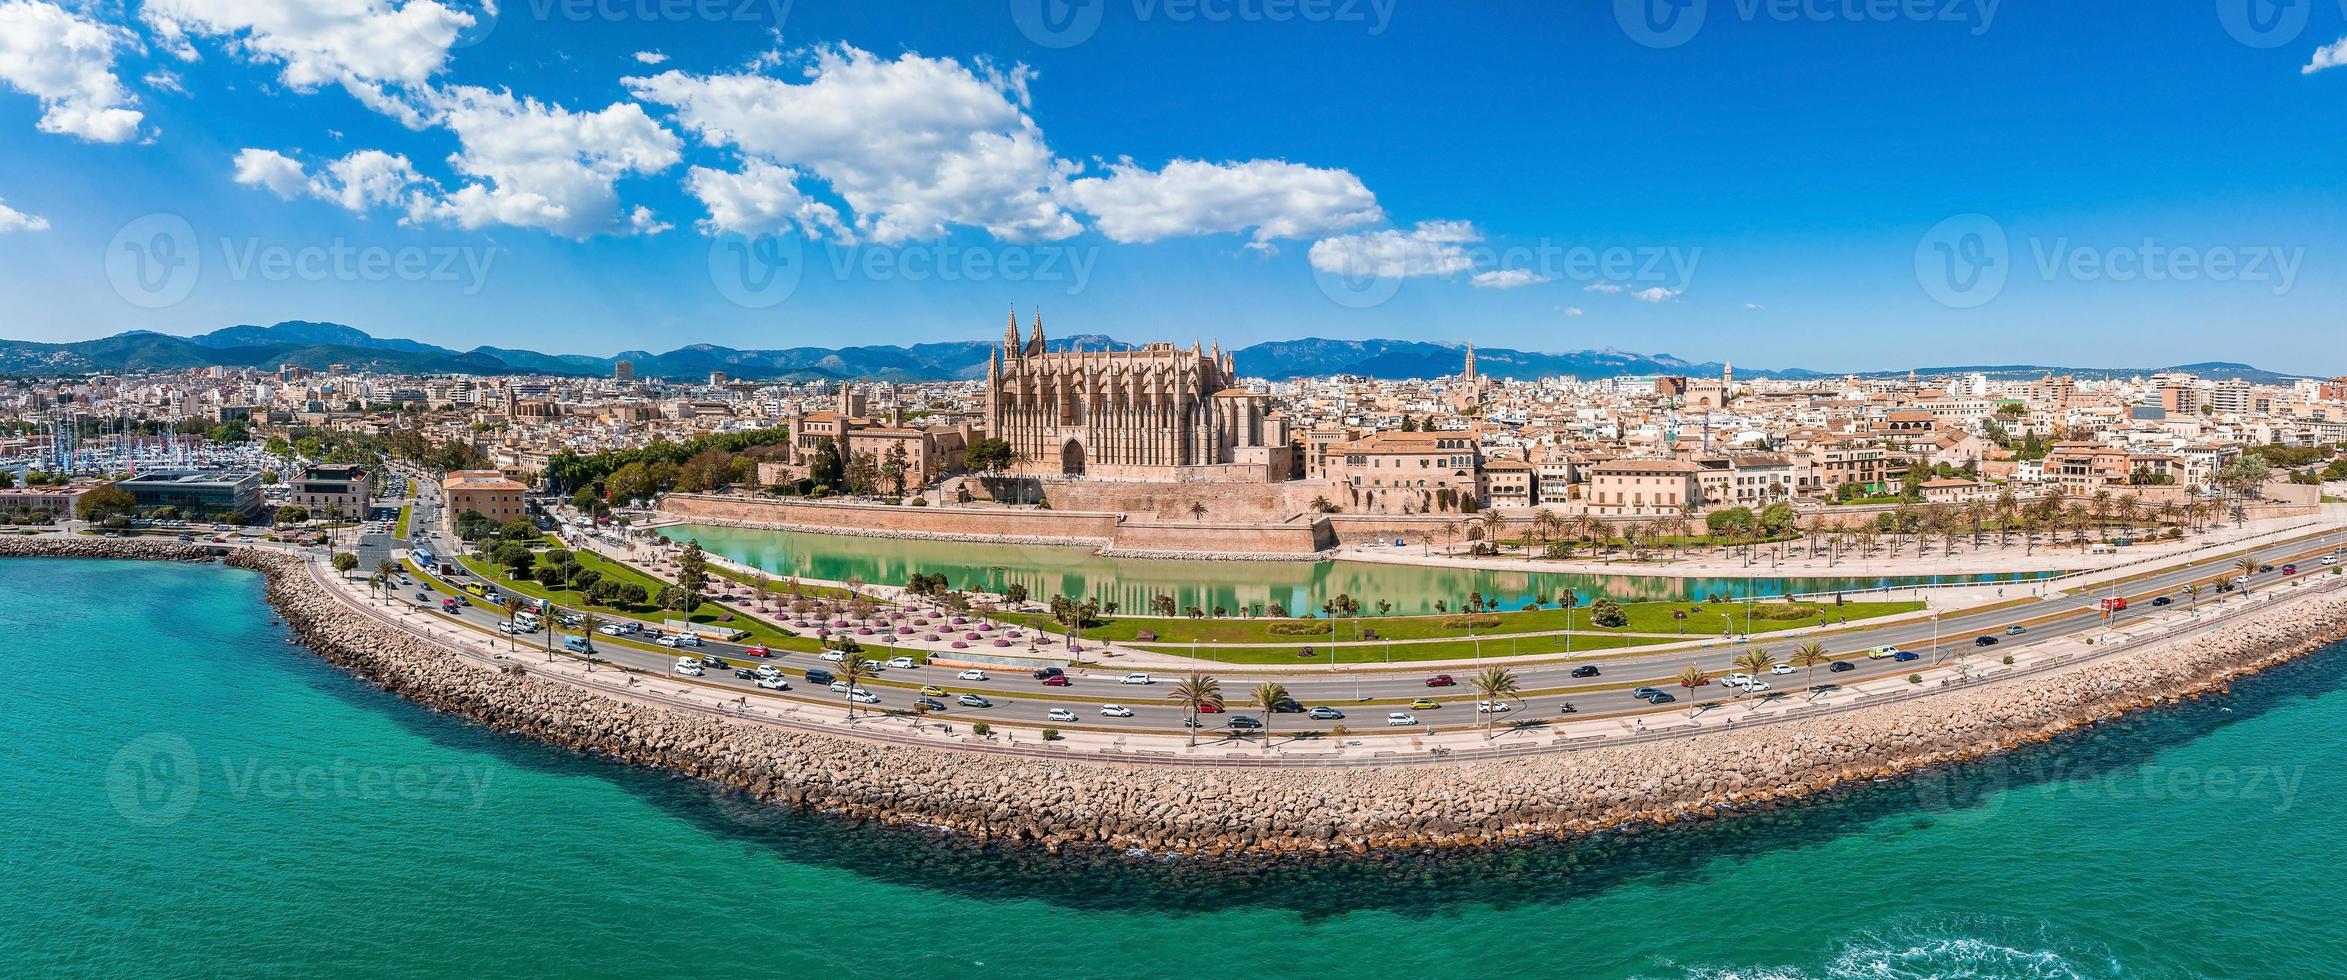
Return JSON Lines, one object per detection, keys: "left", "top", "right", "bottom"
{"left": 0, "top": 322, "right": 2311, "bottom": 385}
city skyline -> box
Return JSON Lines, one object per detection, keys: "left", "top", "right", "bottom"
{"left": 2, "top": 3, "right": 2345, "bottom": 372}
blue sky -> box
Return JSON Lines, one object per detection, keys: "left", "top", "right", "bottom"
{"left": 0, "top": 0, "right": 2343, "bottom": 373}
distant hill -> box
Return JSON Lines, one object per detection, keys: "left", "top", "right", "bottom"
{"left": 0, "top": 322, "right": 2312, "bottom": 385}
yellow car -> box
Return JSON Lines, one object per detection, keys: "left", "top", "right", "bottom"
{"left": 919, "top": 685, "right": 949, "bottom": 697}
{"left": 1409, "top": 698, "right": 1440, "bottom": 710}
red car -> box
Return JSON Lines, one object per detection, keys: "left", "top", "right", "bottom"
{"left": 1425, "top": 674, "right": 1456, "bottom": 688}
{"left": 742, "top": 645, "right": 772, "bottom": 658}
{"left": 2282, "top": 565, "right": 2298, "bottom": 576}
{"left": 1042, "top": 674, "right": 1071, "bottom": 686}
{"left": 1195, "top": 701, "right": 1224, "bottom": 713}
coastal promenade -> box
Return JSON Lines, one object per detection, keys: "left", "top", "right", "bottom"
{"left": 8, "top": 533, "right": 2347, "bottom": 855}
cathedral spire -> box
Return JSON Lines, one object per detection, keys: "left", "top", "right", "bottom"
{"left": 1005, "top": 305, "right": 1020, "bottom": 355}
{"left": 1463, "top": 342, "right": 1477, "bottom": 380}
{"left": 1026, "top": 310, "right": 1046, "bottom": 357}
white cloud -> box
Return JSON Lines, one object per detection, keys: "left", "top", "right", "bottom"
{"left": 1471, "top": 269, "right": 1548, "bottom": 289}
{"left": 314, "top": 149, "right": 427, "bottom": 212}
{"left": 682, "top": 159, "right": 844, "bottom": 238}
{"left": 141, "top": 0, "right": 478, "bottom": 126}
{"left": 234, "top": 93, "right": 678, "bottom": 239}
{"left": 633, "top": 50, "right": 667, "bottom": 65}
{"left": 2305, "top": 36, "right": 2347, "bottom": 74}
{"left": 143, "top": 69, "right": 187, "bottom": 94}
{"left": 232, "top": 147, "right": 311, "bottom": 198}
{"left": 1562, "top": 306, "right": 1584, "bottom": 317}
{"left": 1744, "top": 302, "right": 1764, "bottom": 310}
{"left": 1583, "top": 282, "right": 1624, "bottom": 294}
{"left": 235, "top": 146, "right": 432, "bottom": 216}
{"left": 0, "top": 195, "right": 48, "bottom": 231}
{"left": 409, "top": 85, "right": 682, "bottom": 237}
{"left": 1307, "top": 220, "right": 1481, "bottom": 279}
{"left": 1066, "top": 158, "right": 1381, "bottom": 245}
{"left": 1632, "top": 286, "right": 1679, "bottom": 303}
{"left": 0, "top": 0, "right": 144, "bottom": 142}
{"left": 627, "top": 44, "right": 1082, "bottom": 244}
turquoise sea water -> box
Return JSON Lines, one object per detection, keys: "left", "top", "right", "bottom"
{"left": 661, "top": 523, "right": 2056, "bottom": 613}
{"left": 5, "top": 557, "right": 2344, "bottom": 978}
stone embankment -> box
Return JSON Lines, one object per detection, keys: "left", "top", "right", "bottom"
{"left": 10, "top": 535, "right": 2347, "bottom": 857}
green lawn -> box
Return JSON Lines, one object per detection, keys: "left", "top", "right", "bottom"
{"left": 997, "top": 598, "right": 1922, "bottom": 646}
{"left": 456, "top": 552, "right": 822, "bottom": 653}
{"left": 1132, "top": 629, "right": 1680, "bottom": 665}
{"left": 393, "top": 505, "right": 412, "bottom": 539}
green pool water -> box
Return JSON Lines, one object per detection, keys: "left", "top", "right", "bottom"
{"left": 661, "top": 522, "right": 2057, "bottom": 615}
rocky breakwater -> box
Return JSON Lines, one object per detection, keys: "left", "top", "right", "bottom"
{"left": 13, "top": 535, "right": 2347, "bottom": 858}
{"left": 0, "top": 534, "right": 225, "bottom": 563}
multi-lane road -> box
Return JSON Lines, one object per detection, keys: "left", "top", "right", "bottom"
{"left": 370, "top": 483, "right": 2345, "bottom": 738}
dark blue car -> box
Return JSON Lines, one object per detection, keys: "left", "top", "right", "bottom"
{"left": 1892, "top": 651, "right": 1920, "bottom": 662}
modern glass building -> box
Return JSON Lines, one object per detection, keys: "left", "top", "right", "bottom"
{"left": 117, "top": 470, "right": 265, "bottom": 520}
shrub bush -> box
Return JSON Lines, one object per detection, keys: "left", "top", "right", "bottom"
{"left": 1747, "top": 603, "right": 1825, "bottom": 621}
{"left": 1268, "top": 621, "right": 1333, "bottom": 636}
{"left": 1907, "top": 674, "right": 1923, "bottom": 684}
{"left": 1041, "top": 728, "right": 1063, "bottom": 741}
{"left": 1439, "top": 616, "right": 1503, "bottom": 630}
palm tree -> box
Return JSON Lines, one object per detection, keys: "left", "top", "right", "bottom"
{"left": 577, "top": 613, "right": 605, "bottom": 660}
{"left": 1169, "top": 674, "right": 1224, "bottom": 748}
{"left": 1790, "top": 640, "right": 1829, "bottom": 697}
{"left": 2234, "top": 556, "right": 2259, "bottom": 594}
{"left": 1734, "top": 649, "right": 1776, "bottom": 702}
{"left": 836, "top": 652, "right": 878, "bottom": 719}
{"left": 1249, "top": 681, "right": 1291, "bottom": 749}
{"left": 1675, "top": 665, "right": 1709, "bottom": 715}
{"left": 500, "top": 594, "right": 527, "bottom": 650}
{"left": 1470, "top": 666, "right": 1520, "bottom": 737}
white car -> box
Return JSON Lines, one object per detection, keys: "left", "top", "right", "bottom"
{"left": 1739, "top": 679, "right": 1772, "bottom": 693}
{"left": 1046, "top": 708, "right": 1078, "bottom": 723}
{"left": 755, "top": 676, "right": 790, "bottom": 691}
{"left": 1476, "top": 700, "right": 1513, "bottom": 713}
{"left": 598, "top": 624, "right": 627, "bottom": 636}
{"left": 848, "top": 691, "right": 880, "bottom": 704}
{"left": 1386, "top": 712, "right": 1419, "bottom": 727}
{"left": 819, "top": 650, "right": 845, "bottom": 662}
{"left": 1099, "top": 704, "right": 1134, "bottom": 718}
{"left": 886, "top": 656, "right": 917, "bottom": 669}
{"left": 754, "top": 665, "right": 783, "bottom": 681}
{"left": 1721, "top": 672, "right": 1753, "bottom": 687}
{"left": 673, "top": 658, "right": 704, "bottom": 676}
{"left": 2324, "top": 555, "right": 2340, "bottom": 566}
{"left": 1770, "top": 663, "right": 1795, "bottom": 675}
{"left": 956, "top": 669, "right": 990, "bottom": 681}
{"left": 656, "top": 634, "right": 682, "bottom": 647}
{"left": 1120, "top": 672, "right": 1153, "bottom": 685}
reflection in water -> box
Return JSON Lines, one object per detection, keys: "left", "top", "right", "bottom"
{"left": 663, "top": 524, "right": 2057, "bottom": 615}
{"left": 573, "top": 641, "right": 2345, "bottom": 917}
